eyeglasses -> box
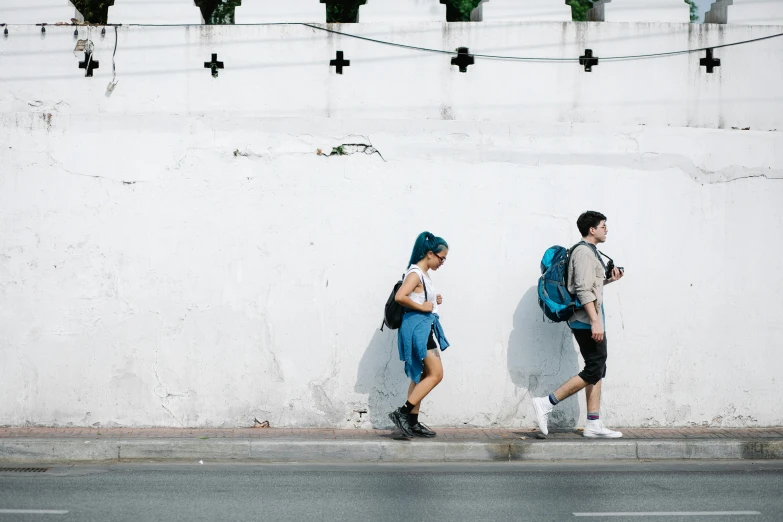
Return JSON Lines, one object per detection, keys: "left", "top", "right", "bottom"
{"left": 434, "top": 253, "right": 446, "bottom": 264}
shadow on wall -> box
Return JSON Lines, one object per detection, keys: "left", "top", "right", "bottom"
{"left": 507, "top": 286, "right": 581, "bottom": 429}
{"left": 354, "top": 327, "right": 410, "bottom": 428}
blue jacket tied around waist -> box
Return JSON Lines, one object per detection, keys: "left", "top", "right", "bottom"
{"left": 397, "top": 311, "right": 450, "bottom": 383}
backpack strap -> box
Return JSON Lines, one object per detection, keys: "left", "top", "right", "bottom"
{"left": 572, "top": 241, "right": 610, "bottom": 272}
{"left": 564, "top": 243, "right": 584, "bottom": 289}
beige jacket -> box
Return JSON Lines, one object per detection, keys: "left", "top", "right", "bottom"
{"left": 567, "top": 243, "right": 605, "bottom": 327}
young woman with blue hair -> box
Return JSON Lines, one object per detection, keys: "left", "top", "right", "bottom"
{"left": 388, "top": 231, "right": 450, "bottom": 438}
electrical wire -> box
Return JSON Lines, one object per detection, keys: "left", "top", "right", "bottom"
{"left": 96, "top": 22, "right": 783, "bottom": 64}
{"left": 301, "top": 23, "right": 783, "bottom": 63}
{"left": 602, "top": 31, "right": 783, "bottom": 61}
{"left": 301, "top": 23, "right": 574, "bottom": 61}
{"left": 113, "top": 25, "right": 118, "bottom": 78}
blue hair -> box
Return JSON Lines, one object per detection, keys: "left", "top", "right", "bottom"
{"left": 407, "top": 231, "right": 448, "bottom": 267}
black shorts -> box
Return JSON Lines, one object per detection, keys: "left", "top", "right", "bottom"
{"left": 427, "top": 325, "right": 438, "bottom": 350}
{"left": 572, "top": 329, "right": 607, "bottom": 385}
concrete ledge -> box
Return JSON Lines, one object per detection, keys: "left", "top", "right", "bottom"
{"left": 512, "top": 441, "right": 639, "bottom": 461}
{"left": 119, "top": 439, "right": 251, "bottom": 461}
{"left": 1, "top": 438, "right": 782, "bottom": 464}
{"left": 636, "top": 440, "right": 783, "bottom": 460}
{"left": 0, "top": 439, "right": 119, "bottom": 462}
{"left": 250, "top": 440, "right": 384, "bottom": 462}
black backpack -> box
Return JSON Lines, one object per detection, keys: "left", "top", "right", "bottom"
{"left": 381, "top": 271, "right": 428, "bottom": 331}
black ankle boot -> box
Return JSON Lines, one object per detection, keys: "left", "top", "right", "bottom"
{"left": 389, "top": 408, "right": 413, "bottom": 438}
{"left": 410, "top": 422, "right": 436, "bottom": 438}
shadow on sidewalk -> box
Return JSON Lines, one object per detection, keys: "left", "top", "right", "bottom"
{"left": 354, "top": 327, "right": 409, "bottom": 429}
{"left": 507, "top": 286, "right": 581, "bottom": 429}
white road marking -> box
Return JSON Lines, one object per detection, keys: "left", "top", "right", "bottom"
{"left": 574, "top": 512, "right": 760, "bottom": 517}
{"left": 0, "top": 509, "right": 69, "bottom": 515}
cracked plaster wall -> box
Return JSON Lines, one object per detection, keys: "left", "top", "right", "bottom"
{"left": 2, "top": 115, "right": 782, "bottom": 429}
{"left": 0, "top": 22, "right": 782, "bottom": 429}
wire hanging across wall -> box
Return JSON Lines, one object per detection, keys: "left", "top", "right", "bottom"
{"left": 103, "top": 21, "right": 783, "bottom": 65}
{"left": 4, "top": 21, "right": 781, "bottom": 80}
{"left": 299, "top": 23, "right": 783, "bottom": 63}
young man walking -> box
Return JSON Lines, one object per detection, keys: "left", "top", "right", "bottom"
{"left": 532, "top": 211, "right": 625, "bottom": 438}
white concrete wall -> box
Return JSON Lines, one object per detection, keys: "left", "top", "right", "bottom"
{"left": 107, "top": 0, "right": 203, "bottom": 25}
{"left": 705, "top": 0, "right": 783, "bottom": 24}
{"left": 0, "top": 0, "right": 83, "bottom": 24}
{"left": 474, "top": 0, "right": 572, "bottom": 22}
{"left": 234, "top": 0, "right": 326, "bottom": 24}
{"left": 0, "top": 23, "right": 781, "bottom": 129}
{"left": 359, "top": 0, "right": 447, "bottom": 22}
{"left": 604, "top": 0, "right": 691, "bottom": 22}
{"left": 1, "top": 23, "right": 782, "bottom": 429}
{"left": 729, "top": 0, "right": 783, "bottom": 25}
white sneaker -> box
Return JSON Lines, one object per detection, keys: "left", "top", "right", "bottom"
{"left": 584, "top": 419, "right": 623, "bottom": 438}
{"left": 532, "top": 397, "right": 554, "bottom": 435}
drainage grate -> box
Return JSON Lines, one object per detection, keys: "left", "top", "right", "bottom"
{"left": 0, "top": 468, "right": 50, "bottom": 473}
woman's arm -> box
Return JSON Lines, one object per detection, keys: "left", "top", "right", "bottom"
{"left": 394, "top": 272, "right": 433, "bottom": 313}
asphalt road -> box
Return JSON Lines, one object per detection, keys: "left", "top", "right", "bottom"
{"left": 0, "top": 461, "right": 781, "bottom": 521}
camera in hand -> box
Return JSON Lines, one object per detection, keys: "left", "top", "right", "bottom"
{"left": 605, "top": 259, "right": 624, "bottom": 279}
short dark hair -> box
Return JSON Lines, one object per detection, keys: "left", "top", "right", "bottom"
{"left": 577, "top": 211, "right": 607, "bottom": 237}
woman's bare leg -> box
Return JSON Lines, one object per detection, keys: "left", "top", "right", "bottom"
{"left": 407, "top": 381, "right": 420, "bottom": 413}
{"left": 406, "top": 350, "right": 443, "bottom": 406}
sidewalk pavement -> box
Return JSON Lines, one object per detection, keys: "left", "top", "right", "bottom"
{"left": 1, "top": 427, "right": 782, "bottom": 464}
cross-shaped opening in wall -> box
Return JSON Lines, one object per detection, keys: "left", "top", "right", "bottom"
{"left": 451, "top": 47, "right": 474, "bottom": 73}
{"left": 700, "top": 48, "right": 720, "bottom": 74}
{"left": 78, "top": 52, "right": 99, "bottom": 77}
{"left": 579, "top": 49, "right": 598, "bottom": 72}
{"left": 330, "top": 51, "right": 351, "bottom": 74}
{"left": 204, "top": 53, "right": 224, "bottom": 78}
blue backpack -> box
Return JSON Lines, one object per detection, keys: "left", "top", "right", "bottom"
{"left": 538, "top": 242, "right": 609, "bottom": 322}
{"left": 537, "top": 244, "right": 582, "bottom": 322}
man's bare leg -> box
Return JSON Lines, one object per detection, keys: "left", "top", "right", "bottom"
{"left": 552, "top": 375, "right": 590, "bottom": 402}
{"left": 585, "top": 380, "right": 602, "bottom": 413}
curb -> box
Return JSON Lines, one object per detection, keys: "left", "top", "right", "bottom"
{"left": 1, "top": 438, "right": 782, "bottom": 464}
